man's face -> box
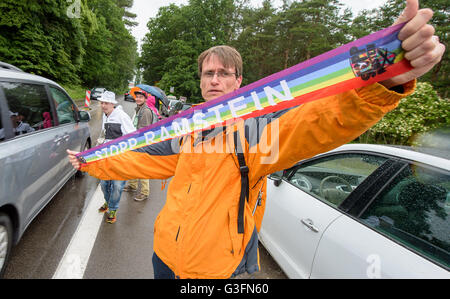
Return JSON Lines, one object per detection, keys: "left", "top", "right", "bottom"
{"left": 200, "top": 54, "right": 242, "bottom": 102}
{"left": 101, "top": 102, "right": 115, "bottom": 115}
{"left": 135, "top": 93, "right": 146, "bottom": 106}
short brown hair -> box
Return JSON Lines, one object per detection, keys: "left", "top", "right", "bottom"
{"left": 197, "top": 45, "right": 243, "bottom": 78}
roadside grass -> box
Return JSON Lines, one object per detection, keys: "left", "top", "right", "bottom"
{"left": 62, "top": 84, "right": 87, "bottom": 99}
{"left": 62, "top": 84, "right": 89, "bottom": 106}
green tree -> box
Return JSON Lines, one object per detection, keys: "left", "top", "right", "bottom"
{"left": 233, "top": 0, "right": 352, "bottom": 86}
{"left": 140, "top": 0, "right": 237, "bottom": 102}
{"left": 80, "top": 0, "right": 137, "bottom": 92}
{"left": 232, "top": 0, "right": 278, "bottom": 86}
{"left": 0, "top": 0, "right": 136, "bottom": 92}
{"left": 117, "top": 0, "right": 138, "bottom": 27}
{"left": 279, "top": 0, "right": 352, "bottom": 62}
{"left": 0, "top": 0, "right": 87, "bottom": 84}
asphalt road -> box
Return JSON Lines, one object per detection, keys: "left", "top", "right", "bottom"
{"left": 3, "top": 96, "right": 287, "bottom": 279}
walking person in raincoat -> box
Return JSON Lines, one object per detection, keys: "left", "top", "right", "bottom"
{"left": 97, "top": 91, "right": 135, "bottom": 223}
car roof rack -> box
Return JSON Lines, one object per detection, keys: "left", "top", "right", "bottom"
{"left": 0, "top": 61, "right": 24, "bottom": 72}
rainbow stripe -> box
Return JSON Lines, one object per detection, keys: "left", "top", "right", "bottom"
{"left": 77, "top": 23, "right": 412, "bottom": 164}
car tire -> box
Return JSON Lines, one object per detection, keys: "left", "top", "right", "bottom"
{"left": 0, "top": 213, "right": 13, "bottom": 278}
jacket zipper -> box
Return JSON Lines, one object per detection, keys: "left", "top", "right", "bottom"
{"left": 252, "top": 189, "right": 263, "bottom": 215}
{"left": 175, "top": 226, "right": 180, "bottom": 241}
{"left": 175, "top": 183, "right": 191, "bottom": 275}
{"left": 252, "top": 177, "right": 265, "bottom": 215}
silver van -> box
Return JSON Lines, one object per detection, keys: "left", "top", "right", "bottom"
{"left": 0, "top": 62, "right": 91, "bottom": 276}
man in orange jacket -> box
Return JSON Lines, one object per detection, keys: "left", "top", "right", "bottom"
{"left": 68, "top": 0, "right": 444, "bottom": 278}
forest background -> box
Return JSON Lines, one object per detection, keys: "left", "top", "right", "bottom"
{"left": 0, "top": 0, "right": 448, "bottom": 145}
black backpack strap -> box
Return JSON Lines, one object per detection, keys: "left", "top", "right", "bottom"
{"left": 234, "top": 130, "right": 249, "bottom": 234}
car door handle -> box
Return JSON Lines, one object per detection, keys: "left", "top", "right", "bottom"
{"left": 301, "top": 218, "right": 319, "bottom": 233}
{"left": 54, "top": 134, "right": 70, "bottom": 144}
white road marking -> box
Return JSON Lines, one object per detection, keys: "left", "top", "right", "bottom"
{"left": 52, "top": 184, "right": 104, "bottom": 279}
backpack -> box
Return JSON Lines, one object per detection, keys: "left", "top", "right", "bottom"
{"left": 135, "top": 105, "right": 158, "bottom": 128}
{"left": 233, "top": 131, "right": 267, "bottom": 234}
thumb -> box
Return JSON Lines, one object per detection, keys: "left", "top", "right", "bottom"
{"left": 393, "top": 0, "right": 419, "bottom": 25}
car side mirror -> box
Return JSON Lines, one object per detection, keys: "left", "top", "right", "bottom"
{"left": 269, "top": 170, "right": 284, "bottom": 187}
{"left": 174, "top": 102, "right": 183, "bottom": 110}
{"left": 273, "top": 178, "right": 282, "bottom": 187}
{"left": 79, "top": 111, "right": 91, "bottom": 122}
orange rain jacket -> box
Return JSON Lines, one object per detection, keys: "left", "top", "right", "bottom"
{"left": 81, "top": 81, "right": 415, "bottom": 278}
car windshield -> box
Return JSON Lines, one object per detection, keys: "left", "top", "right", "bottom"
{"left": 93, "top": 88, "right": 105, "bottom": 92}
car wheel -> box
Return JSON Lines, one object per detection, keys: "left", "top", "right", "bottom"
{"left": 75, "top": 139, "right": 91, "bottom": 177}
{"left": 0, "top": 213, "right": 13, "bottom": 278}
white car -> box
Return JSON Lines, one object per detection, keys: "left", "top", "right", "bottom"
{"left": 259, "top": 143, "right": 450, "bottom": 278}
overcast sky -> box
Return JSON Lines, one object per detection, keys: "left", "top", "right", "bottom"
{"left": 129, "top": 0, "right": 390, "bottom": 51}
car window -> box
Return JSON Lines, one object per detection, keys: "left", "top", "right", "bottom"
{"left": 1, "top": 82, "right": 53, "bottom": 139}
{"left": 287, "top": 153, "right": 388, "bottom": 207}
{"left": 360, "top": 164, "right": 450, "bottom": 269}
{"left": 49, "top": 86, "right": 76, "bottom": 124}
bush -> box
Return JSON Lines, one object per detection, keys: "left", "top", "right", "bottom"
{"left": 356, "top": 82, "right": 450, "bottom": 145}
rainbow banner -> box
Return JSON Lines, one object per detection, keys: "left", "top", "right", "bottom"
{"left": 77, "top": 23, "right": 412, "bottom": 165}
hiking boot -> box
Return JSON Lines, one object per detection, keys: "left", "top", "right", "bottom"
{"left": 106, "top": 210, "right": 117, "bottom": 224}
{"left": 134, "top": 193, "right": 148, "bottom": 201}
{"left": 123, "top": 186, "right": 137, "bottom": 192}
{"left": 98, "top": 203, "right": 109, "bottom": 213}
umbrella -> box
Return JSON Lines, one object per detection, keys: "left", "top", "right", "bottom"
{"left": 136, "top": 84, "right": 169, "bottom": 108}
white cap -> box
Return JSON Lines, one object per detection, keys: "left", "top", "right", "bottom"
{"left": 9, "top": 111, "right": 18, "bottom": 116}
{"left": 99, "top": 91, "right": 118, "bottom": 104}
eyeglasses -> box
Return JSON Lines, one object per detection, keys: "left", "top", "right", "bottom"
{"left": 201, "top": 70, "right": 237, "bottom": 79}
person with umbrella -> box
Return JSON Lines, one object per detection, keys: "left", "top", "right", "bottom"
{"left": 135, "top": 84, "right": 169, "bottom": 116}
{"left": 122, "top": 86, "right": 158, "bottom": 201}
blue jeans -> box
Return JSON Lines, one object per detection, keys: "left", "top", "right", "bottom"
{"left": 100, "top": 180, "right": 126, "bottom": 211}
{"left": 152, "top": 252, "right": 175, "bottom": 279}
